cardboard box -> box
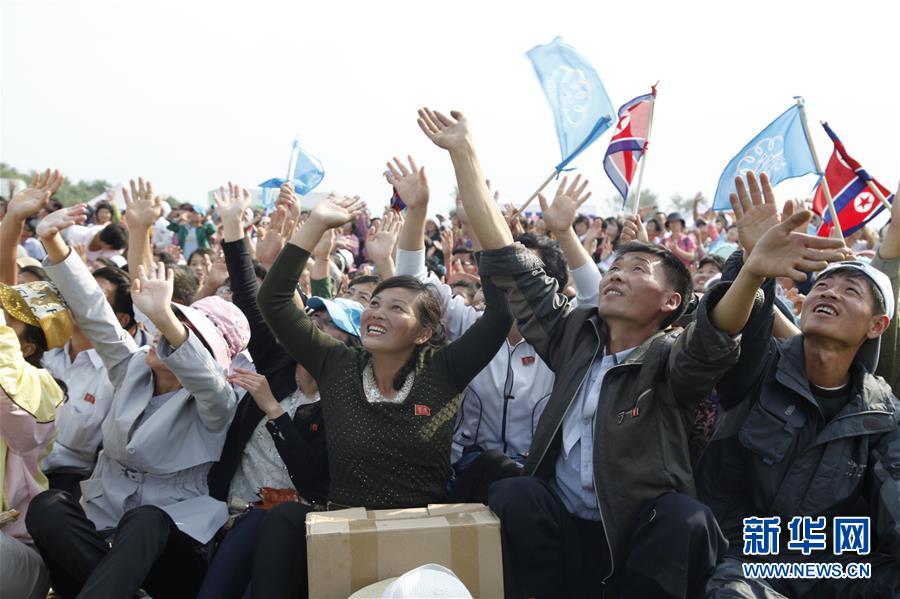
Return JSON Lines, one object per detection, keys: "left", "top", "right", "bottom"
{"left": 306, "top": 503, "right": 503, "bottom": 598}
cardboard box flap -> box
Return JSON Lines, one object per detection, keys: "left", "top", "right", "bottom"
{"left": 426, "top": 503, "right": 489, "bottom": 516}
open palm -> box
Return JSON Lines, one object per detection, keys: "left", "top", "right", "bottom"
{"left": 309, "top": 194, "right": 366, "bottom": 229}
{"left": 123, "top": 178, "right": 163, "bottom": 230}
{"left": 36, "top": 205, "right": 88, "bottom": 239}
{"left": 8, "top": 169, "right": 64, "bottom": 220}
{"left": 385, "top": 156, "right": 429, "bottom": 211}
{"left": 132, "top": 263, "right": 174, "bottom": 317}
{"left": 417, "top": 108, "right": 471, "bottom": 151}
{"left": 213, "top": 182, "right": 251, "bottom": 225}
{"left": 539, "top": 175, "right": 592, "bottom": 233}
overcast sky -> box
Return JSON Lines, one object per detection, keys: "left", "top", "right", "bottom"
{"left": 2, "top": 0, "right": 898, "bottom": 217}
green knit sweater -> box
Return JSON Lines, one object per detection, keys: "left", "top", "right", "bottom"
{"left": 258, "top": 244, "right": 511, "bottom": 508}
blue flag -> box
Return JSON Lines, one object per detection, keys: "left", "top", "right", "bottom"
{"left": 713, "top": 103, "right": 818, "bottom": 210}
{"left": 527, "top": 37, "right": 615, "bottom": 171}
{"left": 259, "top": 140, "right": 325, "bottom": 195}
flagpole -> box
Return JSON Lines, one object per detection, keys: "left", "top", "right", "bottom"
{"left": 515, "top": 169, "right": 558, "bottom": 216}
{"left": 865, "top": 181, "right": 894, "bottom": 212}
{"left": 629, "top": 84, "right": 658, "bottom": 215}
{"left": 796, "top": 100, "right": 843, "bottom": 237}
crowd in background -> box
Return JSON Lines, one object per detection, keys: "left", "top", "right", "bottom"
{"left": 0, "top": 108, "right": 897, "bottom": 599}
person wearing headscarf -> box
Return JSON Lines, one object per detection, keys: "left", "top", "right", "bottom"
{"left": 26, "top": 203, "right": 250, "bottom": 599}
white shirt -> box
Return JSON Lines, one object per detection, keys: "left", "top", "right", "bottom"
{"left": 228, "top": 389, "right": 317, "bottom": 504}
{"left": 42, "top": 344, "right": 116, "bottom": 472}
{"left": 553, "top": 346, "right": 634, "bottom": 520}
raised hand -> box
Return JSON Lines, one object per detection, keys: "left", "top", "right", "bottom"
{"left": 729, "top": 172, "right": 786, "bottom": 256}
{"left": 256, "top": 207, "right": 295, "bottom": 268}
{"left": 385, "top": 156, "right": 429, "bottom": 212}
{"left": 440, "top": 227, "right": 454, "bottom": 261}
{"left": 36, "top": 205, "right": 88, "bottom": 239}
{"left": 132, "top": 262, "right": 174, "bottom": 318}
{"left": 367, "top": 210, "right": 402, "bottom": 265}
{"left": 743, "top": 210, "right": 851, "bottom": 281}
{"left": 417, "top": 108, "right": 471, "bottom": 151}
{"left": 228, "top": 367, "right": 281, "bottom": 418}
{"left": 213, "top": 182, "right": 251, "bottom": 223}
{"left": 8, "top": 168, "right": 64, "bottom": 220}
{"left": 307, "top": 194, "right": 366, "bottom": 230}
{"left": 878, "top": 181, "right": 900, "bottom": 260}
{"left": 122, "top": 178, "right": 163, "bottom": 231}
{"left": 276, "top": 182, "right": 302, "bottom": 224}
{"left": 538, "top": 174, "right": 592, "bottom": 233}
{"left": 620, "top": 214, "right": 649, "bottom": 243}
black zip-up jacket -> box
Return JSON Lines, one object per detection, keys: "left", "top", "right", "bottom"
{"left": 207, "top": 239, "right": 329, "bottom": 504}
{"left": 479, "top": 243, "right": 747, "bottom": 590}
{"left": 696, "top": 252, "right": 900, "bottom": 573}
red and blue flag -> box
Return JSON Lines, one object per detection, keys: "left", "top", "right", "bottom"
{"left": 814, "top": 122, "right": 893, "bottom": 237}
{"left": 603, "top": 86, "right": 656, "bottom": 205}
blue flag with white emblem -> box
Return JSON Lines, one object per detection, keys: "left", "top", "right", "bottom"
{"left": 527, "top": 37, "right": 615, "bottom": 172}
{"left": 259, "top": 140, "right": 325, "bottom": 196}
{"left": 713, "top": 102, "right": 818, "bottom": 210}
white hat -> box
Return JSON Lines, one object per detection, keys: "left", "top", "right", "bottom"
{"left": 816, "top": 260, "right": 895, "bottom": 372}
{"left": 348, "top": 564, "right": 473, "bottom": 599}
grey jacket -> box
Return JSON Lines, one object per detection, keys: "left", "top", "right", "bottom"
{"left": 45, "top": 251, "right": 236, "bottom": 543}
{"left": 479, "top": 244, "right": 745, "bottom": 583}
{"left": 695, "top": 273, "right": 900, "bottom": 569}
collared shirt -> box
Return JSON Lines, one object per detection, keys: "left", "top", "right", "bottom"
{"left": 553, "top": 346, "right": 635, "bottom": 520}
{"left": 42, "top": 344, "right": 115, "bottom": 472}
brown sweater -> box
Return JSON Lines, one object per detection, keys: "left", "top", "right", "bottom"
{"left": 258, "top": 244, "right": 511, "bottom": 508}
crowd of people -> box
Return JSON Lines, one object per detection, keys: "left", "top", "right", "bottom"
{"left": 0, "top": 107, "right": 897, "bottom": 599}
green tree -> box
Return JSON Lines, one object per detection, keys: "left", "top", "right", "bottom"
{"left": 1, "top": 163, "right": 112, "bottom": 206}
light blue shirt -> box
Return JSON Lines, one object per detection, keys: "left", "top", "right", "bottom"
{"left": 552, "top": 346, "right": 634, "bottom": 520}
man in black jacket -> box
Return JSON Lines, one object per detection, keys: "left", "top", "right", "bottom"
{"left": 699, "top": 176, "right": 899, "bottom": 598}
{"left": 417, "top": 108, "right": 849, "bottom": 598}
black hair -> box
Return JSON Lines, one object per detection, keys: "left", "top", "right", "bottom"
{"left": 516, "top": 233, "right": 568, "bottom": 291}
{"left": 93, "top": 266, "right": 135, "bottom": 329}
{"left": 98, "top": 223, "right": 128, "bottom": 250}
{"left": 171, "top": 265, "right": 199, "bottom": 305}
{"left": 21, "top": 323, "right": 48, "bottom": 367}
{"left": 349, "top": 274, "right": 380, "bottom": 288}
{"left": 18, "top": 265, "right": 49, "bottom": 282}
{"left": 94, "top": 201, "right": 114, "bottom": 221}
{"left": 698, "top": 255, "right": 725, "bottom": 273}
{"left": 816, "top": 268, "right": 886, "bottom": 316}
{"left": 370, "top": 275, "right": 447, "bottom": 390}
{"left": 573, "top": 215, "right": 590, "bottom": 230}
{"left": 187, "top": 247, "right": 215, "bottom": 266}
{"left": 450, "top": 279, "right": 478, "bottom": 303}
{"left": 614, "top": 241, "right": 693, "bottom": 329}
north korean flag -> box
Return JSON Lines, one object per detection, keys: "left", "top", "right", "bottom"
{"left": 813, "top": 123, "right": 893, "bottom": 237}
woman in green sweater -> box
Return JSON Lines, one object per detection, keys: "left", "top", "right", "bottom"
{"left": 252, "top": 192, "right": 511, "bottom": 598}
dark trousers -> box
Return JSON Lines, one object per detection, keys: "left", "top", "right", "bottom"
{"left": 46, "top": 470, "right": 89, "bottom": 500}
{"left": 25, "top": 489, "right": 207, "bottom": 599}
{"left": 488, "top": 477, "right": 725, "bottom": 599}
{"left": 198, "top": 508, "right": 268, "bottom": 599}
{"left": 249, "top": 502, "right": 317, "bottom": 599}
{"left": 448, "top": 448, "right": 522, "bottom": 504}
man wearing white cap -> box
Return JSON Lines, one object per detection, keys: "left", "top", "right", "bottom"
{"left": 699, "top": 179, "right": 899, "bottom": 598}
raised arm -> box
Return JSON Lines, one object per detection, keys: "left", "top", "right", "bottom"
{"left": 257, "top": 195, "right": 366, "bottom": 380}
{"left": 123, "top": 178, "right": 164, "bottom": 277}
{"left": 417, "top": 108, "right": 512, "bottom": 251}
{"left": 538, "top": 175, "right": 601, "bottom": 305}
{"left": 710, "top": 172, "right": 849, "bottom": 336}
{"left": 0, "top": 169, "right": 64, "bottom": 285}
{"left": 870, "top": 184, "right": 900, "bottom": 392}
{"left": 39, "top": 206, "right": 138, "bottom": 387}
{"left": 365, "top": 209, "right": 402, "bottom": 280}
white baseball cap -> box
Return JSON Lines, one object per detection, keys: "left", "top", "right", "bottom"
{"left": 347, "top": 564, "right": 473, "bottom": 599}
{"left": 815, "top": 260, "right": 895, "bottom": 372}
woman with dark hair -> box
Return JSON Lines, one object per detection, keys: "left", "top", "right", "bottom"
{"left": 250, "top": 192, "right": 512, "bottom": 598}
